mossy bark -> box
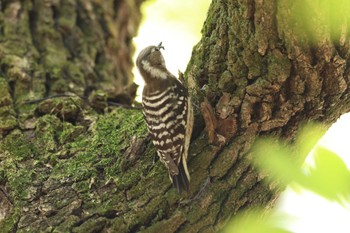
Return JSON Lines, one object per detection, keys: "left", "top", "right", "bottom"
{"left": 1, "top": 0, "right": 350, "bottom": 233}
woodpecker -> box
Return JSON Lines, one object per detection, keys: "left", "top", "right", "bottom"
{"left": 136, "top": 42, "right": 193, "bottom": 193}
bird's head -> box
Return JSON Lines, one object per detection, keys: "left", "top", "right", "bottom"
{"left": 136, "top": 42, "right": 168, "bottom": 83}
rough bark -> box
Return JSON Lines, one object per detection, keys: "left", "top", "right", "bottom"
{"left": 1, "top": 0, "right": 350, "bottom": 233}
{"left": 0, "top": 0, "right": 145, "bottom": 232}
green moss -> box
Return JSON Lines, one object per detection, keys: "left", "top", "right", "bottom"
{"left": 51, "top": 67, "right": 63, "bottom": 80}
{"left": 0, "top": 0, "right": 150, "bottom": 229}
{"left": 59, "top": 123, "right": 85, "bottom": 144}
{"left": 0, "top": 78, "right": 12, "bottom": 107}
{"left": 54, "top": 215, "right": 80, "bottom": 233}
{"left": 51, "top": 151, "right": 98, "bottom": 181}
{"left": 0, "top": 207, "right": 21, "bottom": 233}
{"left": 0, "top": 41, "right": 32, "bottom": 58}
{"left": 57, "top": 3, "right": 76, "bottom": 31}
{"left": 0, "top": 106, "right": 150, "bottom": 229}
{"left": 267, "top": 51, "right": 291, "bottom": 83}
{"left": 35, "top": 115, "right": 62, "bottom": 152}
{"left": 1, "top": 130, "right": 38, "bottom": 160}
{"left": 218, "top": 70, "right": 234, "bottom": 91}
{"left": 229, "top": 59, "right": 248, "bottom": 79}
{"left": 123, "top": 197, "right": 167, "bottom": 232}
{"left": 0, "top": 115, "right": 17, "bottom": 134}
{"left": 1, "top": 54, "right": 31, "bottom": 80}
{"left": 0, "top": 131, "right": 40, "bottom": 202}
{"left": 51, "top": 79, "right": 70, "bottom": 93}
{"left": 72, "top": 180, "right": 92, "bottom": 194}
{"left": 45, "top": 108, "right": 148, "bottom": 189}
{"left": 0, "top": 152, "right": 38, "bottom": 202}
{"left": 90, "top": 109, "right": 149, "bottom": 186}
{"left": 18, "top": 103, "right": 38, "bottom": 114}
{"left": 243, "top": 50, "right": 265, "bottom": 79}
{"left": 126, "top": 162, "right": 169, "bottom": 201}
{"left": 0, "top": 169, "right": 4, "bottom": 183}
{"left": 7, "top": 168, "right": 35, "bottom": 200}
{"left": 139, "top": 212, "right": 186, "bottom": 233}
{"left": 93, "top": 109, "right": 147, "bottom": 154}
{"left": 43, "top": 43, "right": 68, "bottom": 70}
{"left": 114, "top": 167, "right": 143, "bottom": 190}
{"left": 64, "top": 63, "right": 85, "bottom": 86}
{"left": 110, "top": 218, "right": 128, "bottom": 233}
{"left": 37, "top": 97, "right": 83, "bottom": 121}
{"left": 94, "top": 199, "right": 121, "bottom": 216}
{"left": 71, "top": 218, "right": 107, "bottom": 233}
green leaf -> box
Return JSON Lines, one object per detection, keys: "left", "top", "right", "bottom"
{"left": 252, "top": 138, "right": 302, "bottom": 185}
{"left": 281, "top": 0, "right": 350, "bottom": 43}
{"left": 295, "top": 123, "right": 326, "bottom": 162}
{"left": 300, "top": 147, "right": 350, "bottom": 203}
{"left": 252, "top": 123, "right": 350, "bottom": 204}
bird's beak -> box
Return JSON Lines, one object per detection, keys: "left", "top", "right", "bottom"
{"left": 157, "top": 42, "right": 165, "bottom": 50}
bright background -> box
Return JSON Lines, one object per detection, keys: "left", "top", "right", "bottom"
{"left": 132, "top": 0, "right": 210, "bottom": 102}
{"left": 132, "top": 1, "right": 350, "bottom": 232}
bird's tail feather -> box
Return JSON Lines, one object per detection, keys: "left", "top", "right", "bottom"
{"left": 172, "top": 158, "right": 190, "bottom": 193}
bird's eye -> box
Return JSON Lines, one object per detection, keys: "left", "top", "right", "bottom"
{"left": 155, "top": 47, "right": 159, "bottom": 51}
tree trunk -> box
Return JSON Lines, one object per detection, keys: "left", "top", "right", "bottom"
{"left": 1, "top": 0, "right": 350, "bottom": 233}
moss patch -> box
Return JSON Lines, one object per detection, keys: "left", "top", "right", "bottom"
{"left": 0, "top": 106, "right": 152, "bottom": 231}
{"left": 0, "top": 78, "right": 17, "bottom": 135}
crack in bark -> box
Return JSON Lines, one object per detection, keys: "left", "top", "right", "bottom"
{"left": 28, "top": 1, "right": 40, "bottom": 55}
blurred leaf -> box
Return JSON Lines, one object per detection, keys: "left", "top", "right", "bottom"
{"left": 252, "top": 139, "right": 302, "bottom": 185}
{"left": 253, "top": 123, "right": 350, "bottom": 204}
{"left": 300, "top": 147, "right": 350, "bottom": 203}
{"left": 295, "top": 123, "right": 326, "bottom": 162}
{"left": 281, "top": 0, "right": 350, "bottom": 43}
{"left": 224, "top": 209, "right": 292, "bottom": 233}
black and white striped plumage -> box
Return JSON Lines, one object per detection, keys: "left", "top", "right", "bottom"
{"left": 136, "top": 43, "right": 193, "bottom": 193}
